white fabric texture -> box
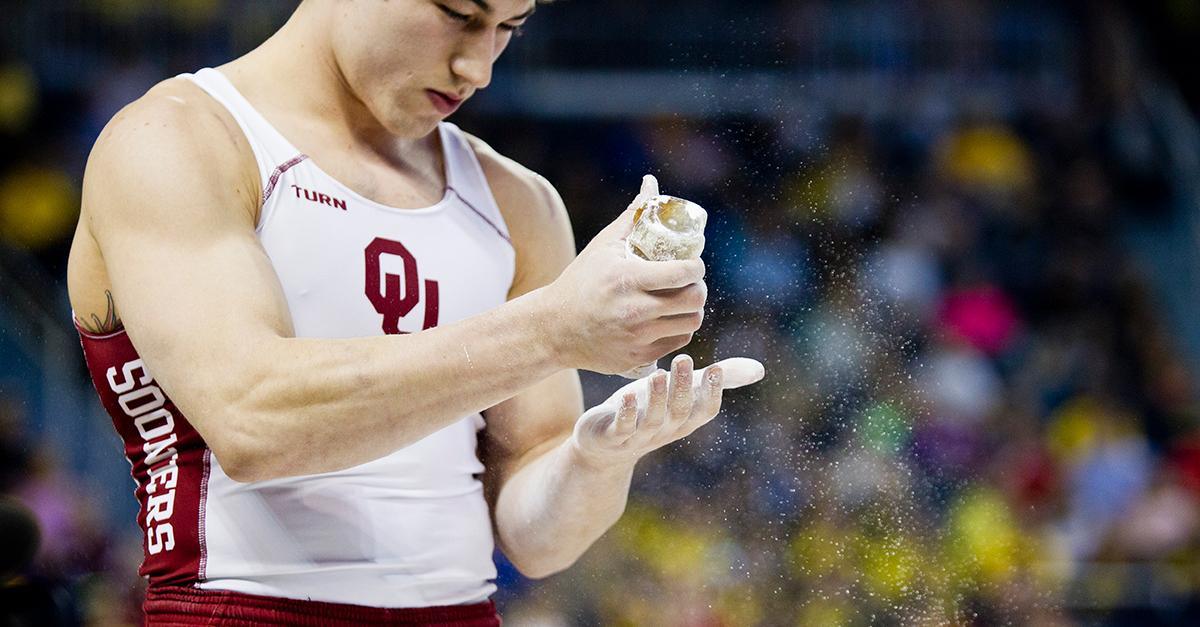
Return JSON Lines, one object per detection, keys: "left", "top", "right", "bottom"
{"left": 181, "top": 68, "right": 514, "bottom": 607}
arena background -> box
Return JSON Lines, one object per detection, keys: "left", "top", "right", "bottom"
{"left": 2, "top": 0, "right": 1200, "bottom": 625}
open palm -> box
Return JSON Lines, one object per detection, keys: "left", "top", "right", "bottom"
{"left": 570, "top": 355, "right": 766, "bottom": 467}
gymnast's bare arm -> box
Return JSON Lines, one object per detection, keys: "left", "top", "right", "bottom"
{"left": 471, "top": 135, "right": 754, "bottom": 578}
{"left": 67, "top": 79, "right": 707, "bottom": 483}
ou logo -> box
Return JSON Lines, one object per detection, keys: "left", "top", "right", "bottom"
{"left": 364, "top": 237, "right": 440, "bottom": 335}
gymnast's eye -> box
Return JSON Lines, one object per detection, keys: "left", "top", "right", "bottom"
{"left": 438, "top": 5, "right": 471, "bottom": 23}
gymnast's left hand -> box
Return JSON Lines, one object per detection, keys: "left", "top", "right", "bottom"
{"left": 569, "top": 354, "right": 766, "bottom": 468}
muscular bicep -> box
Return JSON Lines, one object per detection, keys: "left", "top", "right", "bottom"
{"left": 80, "top": 83, "right": 290, "bottom": 440}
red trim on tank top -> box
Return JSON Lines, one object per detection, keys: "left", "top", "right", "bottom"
{"left": 449, "top": 186, "right": 512, "bottom": 247}
{"left": 262, "top": 154, "right": 310, "bottom": 205}
{"left": 197, "top": 448, "right": 212, "bottom": 580}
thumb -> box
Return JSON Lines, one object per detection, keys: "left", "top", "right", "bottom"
{"left": 696, "top": 357, "right": 766, "bottom": 390}
{"left": 576, "top": 402, "right": 618, "bottom": 431}
{"left": 636, "top": 174, "right": 660, "bottom": 203}
{"left": 626, "top": 174, "right": 660, "bottom": 216}
{"left": 595, "top": 174, "right": 660, "bottom": 242}
{"left": 595, "top": 207, "right": 637, "bottom": 242}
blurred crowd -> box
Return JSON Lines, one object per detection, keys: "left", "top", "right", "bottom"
{"left": 474, "top": 79, "right": 1200, "bottom": 624}
{"left": 3, "top": 0, "right": 1200, "bottom": 626}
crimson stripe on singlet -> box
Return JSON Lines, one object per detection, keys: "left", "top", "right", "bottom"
{"left": 448, "top": 186, "right": 512, "bottom": 247}
{"left": 262, "top": 154, "right": 310, "bottom": 205}
{"left": 76, "top": 323, "right": 210, "bottom": 587}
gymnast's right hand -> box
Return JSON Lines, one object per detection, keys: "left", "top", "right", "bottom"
{"left": 541, "top": 175, "right": 708, "bottom": 375}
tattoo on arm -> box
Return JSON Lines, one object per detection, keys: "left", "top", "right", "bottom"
{"left": 78, "top": 290, "right": 122, "bottom": 334}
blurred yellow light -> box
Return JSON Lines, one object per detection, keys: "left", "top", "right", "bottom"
{"left": 0, "top": 166, "right": 79, "bottom": 250}
{"left": 939, "top": 125, "right": 1035, "bottom": 194}
{"left": 0, "top": 64, "right": 37, "bottom": 133}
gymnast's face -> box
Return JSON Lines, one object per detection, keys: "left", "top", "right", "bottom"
{"left": 329, "top": 0, "right": 535, "bottom": 138}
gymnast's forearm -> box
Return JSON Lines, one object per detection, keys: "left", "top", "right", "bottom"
{"left": 491, "top": 439, "right": 637, "bottom": 578}
{"left": 205, "top": 288, "right": 565, "bottom": 482}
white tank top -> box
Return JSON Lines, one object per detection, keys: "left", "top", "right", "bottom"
{"left": 181, "top": 68, "right": 514, "bottom": 607}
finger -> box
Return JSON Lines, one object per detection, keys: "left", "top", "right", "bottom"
{"left": 638, "top": 369, "right": 669, "bottom": 437}
{"left": 702, "top": 364, "right": 724, "bottom": 417}
{"left": 646, "top": 333, "right": 694, "bottom": 359}
{"left": 667, "top": 354, "right": 694, "bottom": 426}
{"left": 632, "top": 258, "right": 706, "bottom": 291}
{"left": 685, "top": 365, "right": 724, "bottom": 429}
{"left": 637, "top": 311, "right": 703, "bottom": 343}
{"left": 613, "top": 391, "right": 638, "bottom": 441}
{"left": 648, "top": 280, "right": 707, "bottom": 316}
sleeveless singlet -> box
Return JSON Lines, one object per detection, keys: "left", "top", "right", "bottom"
{"left": 76, "top": 67, "right": 516, "bottom": 608}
